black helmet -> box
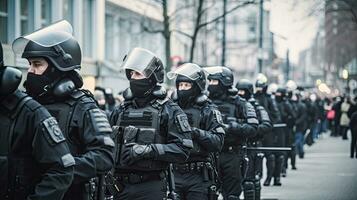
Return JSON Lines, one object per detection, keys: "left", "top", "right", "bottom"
{"left": 12, "top": 20, "right": 81, "bottom": 71}
{"left": 236, "top": 79, "right": 254, "bottom": 97}
{"left": 204, "top": 66, "right": 234, "bottom": 87}
{"left": 0, "top": 42, "right": 3, "bottom": 67}
{"left": 122, "top": 47, "right": 164, "bottom": 83}
{"left": 167, "top": 63, "right": 206, "bottom": 92}
{"left": 0, "top": 66, "right": 22, "bottom": 96}
{"left": 276, "top": 87, "right": 287, "bottom": 96}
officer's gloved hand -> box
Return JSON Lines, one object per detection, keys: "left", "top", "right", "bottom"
{"left": 122, "top": 143, "right": 155, "bottom": 165}
{"left": 225, "top": 121, "right": 239, "bottom": 132}
{"left": 191, "top": 127, "right": 205, "bottom": 139}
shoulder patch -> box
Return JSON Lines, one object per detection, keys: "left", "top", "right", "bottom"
{"left": 176, "top": 113, "right": 191, "bottom": 132}
{"left": 213, "top": 109, "right": 224, "bottom": 125}
{"left": 61, "top": 153, "right": 75, "bottom": 167}
{"left": 89, "top": 108, "right": 113, "bottom": 133}
{"left": 43, "top": 117, "right": 66, "bottom": 144}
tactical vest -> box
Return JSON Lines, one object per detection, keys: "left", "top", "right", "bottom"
{"left": 182, "top": 105, "right": 209, "bottom": 161}
{"left": 0, "top": 91, "right": 39, "bottom": 199}
{"left": 44, "top": 90, "right": 93, "bottom": 156}
{"left": 212, "top": 99, "right": 241, "bottom": 146}
{"left": 116, "top": 99, "right": 167, "bottom": 171}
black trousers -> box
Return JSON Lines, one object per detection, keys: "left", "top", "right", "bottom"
{"left": 175, "top": 170, "right": 211, "bottom": 200}
{"left": 219, "top": 151, "right": 243, "bottom": 199}
{"left": 114, "top": 179, "right": 166, "bottom": 200}
{"left": 351, "top": 128, "right": 357, "bottom": 158}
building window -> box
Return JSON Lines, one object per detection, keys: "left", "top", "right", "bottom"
{"left": 63, "top": 0, "right": 73, "bottom": 24}
{"left": 105, "top": 13, "right": 114, "bottom": 60}
{"left": 41, "top": 0, "right": 51, "bottom": 27}
{"left": 0, "top": 0, "right": 8, "bottom": 43}
{"left": 20, "top": 0, "right": 33, "bottom": 35}
{"left": 83, "top": 0, "right": 92, "bottom": 57}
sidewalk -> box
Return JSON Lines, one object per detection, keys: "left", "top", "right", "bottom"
{"left": 261, "top": 133, "right": 357, "bottom": 200}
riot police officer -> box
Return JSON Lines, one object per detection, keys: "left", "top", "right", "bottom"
{"left": 12, "top": 21, "right": 115, "bottom": 200}
{"left": 109, "top": 47, "right": 193, "bottom": 199}
{"left": 253, "top": 75, "right": 282, "bottom": 187}
{"left": 205, "top": 66, "right": 258, "bottom": 200}
{"left": 167, "top": 63, "right": 225, "bottom": 200}
{"left": 273, "top": 87, "right": 295, "bottom": 184}
{"left": 236, "top": 79, "right": 272, "bottom": 200}
{"left": 0, "top": 42, "right": 74, "bottom": 199}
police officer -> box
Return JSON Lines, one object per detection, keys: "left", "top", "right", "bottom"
{"left": 205, "top": 66, "right": 258, "bottom": 200}
{"left": 291, "top": 92, "right": 308, "bottom": 162}
{"left": 0, "top": 42, "right": 74, "bottom": 199}
{"left": 253, "top": 75, "right": 282, "bottom": 187}
{"left": 236, "top": 79, "right": 272, "bottom": 200}
{"left": 273, "top": 87, "right": 295, "bottom": 185}
{"left": 12, "top": 21, "right": 115, "bottom": 200}
{"left": 109, "top": 48, "right": 193, "bottom": 199}
{"left": 167, "top": 63, "right": 225, "bottom": 200}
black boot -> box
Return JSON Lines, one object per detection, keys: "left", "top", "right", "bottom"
{"left": 263, "top": 177, "right": 271, "bottom": 186}
{"left": 273, "top": 177, "right": 282, "bottom": 186}
{"left": 281, "top": 167, "right": 287, "bottom": 177}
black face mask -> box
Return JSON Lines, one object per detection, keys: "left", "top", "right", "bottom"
{"left": 275, "top": 95, "right": 283, "bottom": 102}
{"left": 25, "top": 73, "right": 52, "bottom": 97}
{"left": 208, "top": 84, "right": 226, "bottom": 99}
{"left": 177, "top": 88, "right": 197, "bottom": 108}
{"left": 130, "top": 78, "right": 155, "bottom": 98}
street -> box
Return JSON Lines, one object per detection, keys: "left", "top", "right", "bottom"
{"left": 261, "top": 133, "right": 357, "bottom": 200}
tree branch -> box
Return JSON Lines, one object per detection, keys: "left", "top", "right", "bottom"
{"left": 172, "top": 29, "right": 193, "bottom": 39}
{"left": 197, "top": 0, "right": 257, "bottom": 29}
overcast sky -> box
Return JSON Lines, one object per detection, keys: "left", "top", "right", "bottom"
{"left": 270, "top": 0, "right": 321, "bottom": 64}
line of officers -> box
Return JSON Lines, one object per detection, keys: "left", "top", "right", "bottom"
{"left": 0, "top": 21, "right": 302, "bottom": 200}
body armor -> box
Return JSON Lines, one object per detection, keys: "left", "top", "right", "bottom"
{"left": 115, "top": 99, "right": 168, "bottom": 171}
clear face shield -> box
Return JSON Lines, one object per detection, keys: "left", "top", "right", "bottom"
{"left": 167, "top": 63, "right": 203, "bottom": 81}
{"left": 12, "top": 20, "right": 73, "bottom": 56}
{"left": 121, "top": 47, "right": 159, "bottom": 79}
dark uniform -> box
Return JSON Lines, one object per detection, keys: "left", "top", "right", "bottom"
{"left": 205, "top": 67, "right": 258, "bottom": 200}
{"left": 274, "top": 88, "right": 295, "bottom": 184}
{"left": 254, "top": 78, "right": 282, "bottom": 187}
{"left": 168, "top": 63, "right": 225, "bottom": 200}
{"left": 236, "top": 79, "right": 272, "bottom": 200}
{"left": 109, "top": 48, "right": 193, "bottom": 200}
{"left": 0, "top": 60, "right": 74, "bottom": 199}
{"left": 12, "top": 21, "right": 115, "bottom": 200}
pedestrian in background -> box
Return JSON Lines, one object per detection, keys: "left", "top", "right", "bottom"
{"left": 340, "top": 96, "right": 351, "bottom": 140}
{"left": 348, "top": 96, "right": 357, "bottom": 158}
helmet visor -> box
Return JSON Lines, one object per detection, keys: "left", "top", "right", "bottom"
{"left": 121, "top": 48, "right": 158, "bottom": 79}
{"left": 204, "top": 66, "right": 225, "bottom": 75}
{"left": 167, "top": 63, "right": 204, "bottom": 80}
{"left": 12, "top": 20, "right": 73, "bottom": 56}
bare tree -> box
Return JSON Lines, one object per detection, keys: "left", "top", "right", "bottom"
{"left": 173, "top": 0, "right": 257, "bottom": 62}
{"left": 141, "top": 0, "right": 257, "bottom": 69}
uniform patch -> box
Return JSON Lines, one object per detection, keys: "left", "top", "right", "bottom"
{"left": 213, "top": 110, "right": 224, "bottom": 125}
{"left": 215, "top": 127, "right": 225, "bottom": 134}
{"left": 182, "top": 139, "right": 193, "bottom": 148}
{"left": 89, "top": 109, "right": 113, "bottom": 133}
{"left": 176, "top": 113, "right": 191, "bottom": 132}
{"left": 103, "top": 136, "right": 115, "bottom": 147}
{"left": 61, "top": 153, "right": 75, "bottom": 167}
{"left": 247, "top": 118, "right": 259, "bottom": 125}
{"left": 43, "top": 117, "right": 66, "bottom": 144}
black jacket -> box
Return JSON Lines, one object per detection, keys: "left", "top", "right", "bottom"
{"left": 0, "top": 90, "right": 74, "bottom": 199}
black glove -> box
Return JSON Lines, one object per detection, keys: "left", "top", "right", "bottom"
{"left": 122, "top": 143, "right": 155, "bottom": 165}
{"left": 227, "top": 121, "right": 239, "bottom": 132}
{"left": 191, "top": 127, "right": 205, "bottom": 139}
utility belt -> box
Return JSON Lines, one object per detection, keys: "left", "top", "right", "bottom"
{"left": 114, "top": 171, "right": 165, "bottom": 185}
{"left": 221, "top": 144, "right": 244, "bottom": 153}
{"left": 173, "top": 161, "right": 209, "bottom": 174}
